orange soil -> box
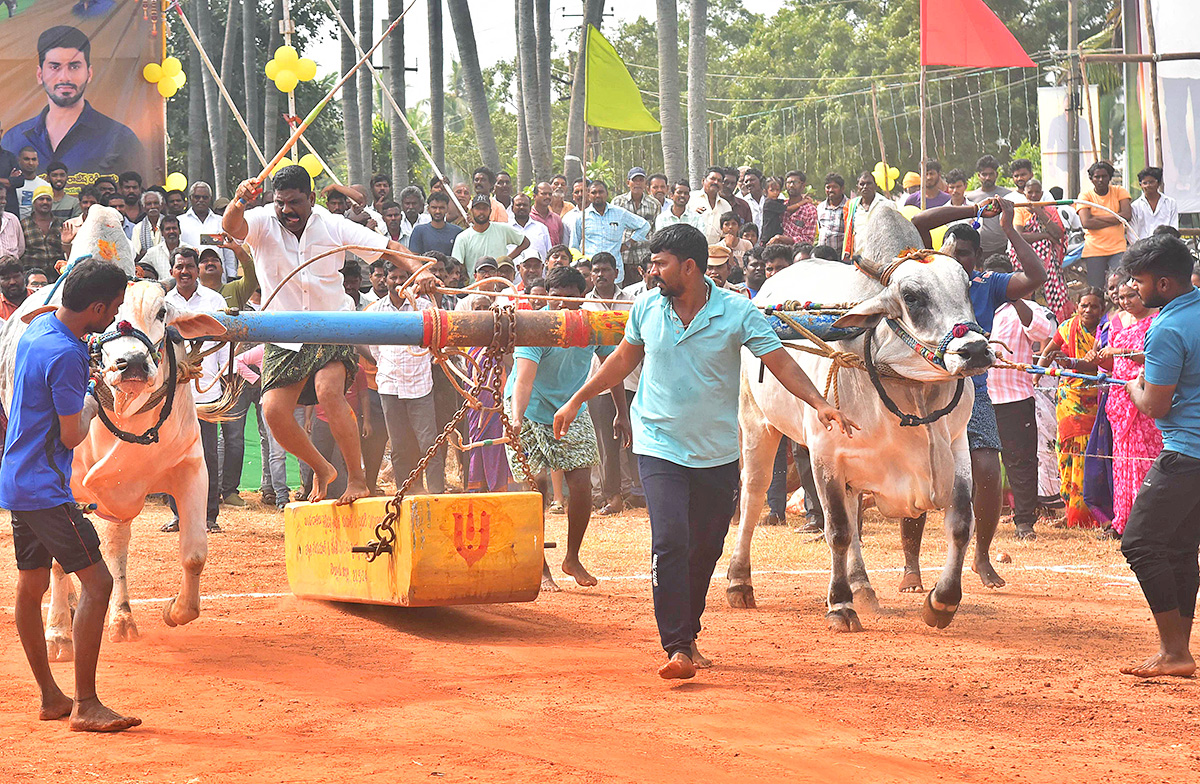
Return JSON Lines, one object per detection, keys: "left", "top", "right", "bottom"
{"left": 2, "top": 499, "right": 1198, "bottom": 783}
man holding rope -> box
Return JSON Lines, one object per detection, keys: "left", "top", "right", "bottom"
{"left": 222, "top": 165, "right": 438, "bottom": 504}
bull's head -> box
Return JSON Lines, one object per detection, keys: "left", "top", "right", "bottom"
{"left": 95, "top": 281, "right": 226, "bottom": 409}
{"left": 833, "top": 210, "right": 991, "bottom": 382}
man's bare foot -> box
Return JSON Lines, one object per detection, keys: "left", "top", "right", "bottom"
{"left": 899, "top": 568, "right": 924, "bottom": 593}
{"left": 39, "top": 689, "right": 73, "bottom": 721}
{"left": 337, "top": 476, "right": 371, "bottom": 505}
{"left": 1120, "top": 651, "right": 1197, "bottom": 678}
{"left": 541, "top": 562, "right": 562, "bottom": 593}
{"left": 69, "top": 697, "right": 142, "bottom": 732}
{"left": 561, "top": 556, "right": 598, "bottom": 587}
{"left": 658, "top": 652, "right": 696, "bottom": 680}
{"left": 690, "top": 641, "right": 712, "bottom": 669}
{"left": 308, "top": 462, "right": 338, "bottom": 503}
{"left": 971, "top": 558, "right": 1006, "bottom": 589}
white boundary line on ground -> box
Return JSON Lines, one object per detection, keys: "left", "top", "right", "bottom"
{"left": 2, "top": 563, "right": 1134, "bottom": 612}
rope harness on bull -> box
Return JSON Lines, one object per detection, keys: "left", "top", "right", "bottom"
{"left": 87, "top": 321, "right": 183, "bottom": 445}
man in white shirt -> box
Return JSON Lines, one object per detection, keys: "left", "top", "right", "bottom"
{"left": 508, "top": 192, "right": 551, "bottom": 264}
{"left": 987, "top": 255, "right": 1057, "bottom": 541}
{"left": 740, "top": 167, "right": 767, "bottom": 229}
{"left": 686, "top": 168, "right": 733, "bottom": 243}
{"left": 361, "top": 264, "right": 444, "bottom": 493}
{"left": 655, "top": 181, "right": 699, "bottom": 233}
{"left": 178, "top": 182, "right": 236, "bottom": 281}
{"left": 223, "top": 165, "right": 438, "bottom": 504}
{"left": 13, "top": 146, "right": 48, "bottom": 219}
{"left": 1130, "top": 166, "right": 1179, "bottom": 240}
{"left": 163, "top": 247, "right": 229, "bottom": 534}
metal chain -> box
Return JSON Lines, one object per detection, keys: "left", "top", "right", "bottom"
{"left": 357, "top": 305, "right": 536, "bottom": 562}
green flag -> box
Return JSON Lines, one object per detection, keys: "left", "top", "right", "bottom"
{"left": 584, "top": 25, "right": 662, "bottom": 132}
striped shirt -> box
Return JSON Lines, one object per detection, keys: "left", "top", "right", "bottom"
{"left": 367, "top": 294, "right": 434, "bottom": 399}
{"left": 988, "top": 301, "right": 1057, "bottom": 405}
{"left": 568, "top": 203, "right": 650, "bottom": 285}
{"left": 611, "top": 192, "right": 662, "bottom": 270}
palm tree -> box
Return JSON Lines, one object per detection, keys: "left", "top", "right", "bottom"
{"left": 515, "top": 0, "right": 532, "bottom": 186}
{"left": 534, "top": 0, "right": 552, "bottom": 165}
{"left": 340, "top": 0, "right": 365, "bottom": 185}
{"left": 656, "top": 0, "right": 684, "bottom": 184}
{"left": 196, "top": 0, "right": 227, "bottom": 196}
{"left": 242, "top": 0, "right": 261, "bottom": 177}
{"left": 358, "top": 0, "right": 374, "bottom": 179}
{"left": 216, "top": 0, "right": 240, "bottom": 194}
{"left": 564, "top": 0, "right": 604, "bottom": 182}
{"left": 387, "top": 0, "right": 408, "bottom": 187}
{"left": 687, "top": 0, "right": 708, "bottom": 186}
{"left": 446, "top": 0, "right": 500, "bottom": 170}
{"left": 263, "top": 0, "right": 283, "bottom": 161}
{"left": 427, "top": 0, "right": 445, "bottom": 173}
{"left": 517, "top": 0, "right": 551, "bottom": 182}
{"left": 187, "top": 22, "right": 208, "bottom": 184}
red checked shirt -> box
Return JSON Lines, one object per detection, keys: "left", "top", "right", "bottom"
{"left": 782, "top": 197, "right": 817, "bottom": 244}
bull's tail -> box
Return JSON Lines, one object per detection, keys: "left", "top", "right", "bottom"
{"left": 196, "top": 376, "right": 246, "bottom": 423}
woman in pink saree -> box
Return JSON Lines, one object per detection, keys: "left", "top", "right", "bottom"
{"left": 1095, "top": 281, "right": 1162, "bottom": 535}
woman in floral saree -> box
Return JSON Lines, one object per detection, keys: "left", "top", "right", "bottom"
{"left": 1041, "top": 289, "right": 1105, "bottom": 527}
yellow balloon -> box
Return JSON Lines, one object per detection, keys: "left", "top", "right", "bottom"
{"left": 274, "top": 70, "right": 298, "bottom": 93}
{"left": 157, "top": 79, "right": 178, "bottom": 98}
{"left": 143, "top": 62, "right": 163, "bottom": 83}
{"left": 295, "top": 58, "right": 317, "bottom": 82}
{"left": 161, "top": 56, "right": 183, "bottom": 78}
{"left": 298, "top": 153, "right": 323, "bottom": 178}
{"left": 274, "top": 45, "right": 299, "bottom": 65}
{"left": 264, "top": 59, "right": 280, "bottom": 80}
{"left": 898, "top": 204, "right": 921, "bottom": 221}
{"left": 165, "top": 172, "right": 188, "bottom": 192}
{"left": 173, "top": 72, "right": 187, "bottom": 89}
{"left": 269, "top": 157, "right": 298, "bottom": 178}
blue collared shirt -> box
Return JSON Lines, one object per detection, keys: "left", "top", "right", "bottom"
{"left": 968, "top": 270, "right": 1013, "bottom": 394}
{"left": 569, "top": 203, "right": 650, "bottom": 285}
{"left": 1144, "top": 286, "right": 1200, "bottom": 459}
{"left": 2, "top": 101, "right": 147, "bottom": 176}
{"left": 624, "top": 278, "right": 783, "bottom": 468}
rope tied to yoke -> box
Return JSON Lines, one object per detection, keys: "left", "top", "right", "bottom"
{"left": 771, "top": 310, "right": 866, "bottom": 409}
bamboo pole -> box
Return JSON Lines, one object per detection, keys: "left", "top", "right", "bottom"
{"left": 870, "top": 83, "right": 890, "bottom": 193}
{"left": 1142, "top": 0, "right": 1165, "bottom": 167}
{"left": 1079, "top": 59, "right": 1099, "bottom": 162}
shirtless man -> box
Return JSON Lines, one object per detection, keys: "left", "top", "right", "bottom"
{"left": 222, "top": 166, "right": 437, "bottom": 503}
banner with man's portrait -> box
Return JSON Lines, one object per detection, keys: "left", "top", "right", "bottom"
{"left": 0, "top": 0, "right": 166, "bottom": 191}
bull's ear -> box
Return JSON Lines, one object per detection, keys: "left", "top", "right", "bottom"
{"left": 170, "top": 311, "right": 228, "bottom": 339}
{"left": 20, "top": 305, "right": 58, "bottom": 324}
{"left": 831, "top": 290, "right": 899, "bottom": 330}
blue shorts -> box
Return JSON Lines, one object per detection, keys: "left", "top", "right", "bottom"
{"left": 967, "top": 384, "right": 1002, "bottom": 452}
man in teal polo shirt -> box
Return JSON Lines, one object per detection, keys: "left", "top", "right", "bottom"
{"left": 554, "top": 223, "right": 857, "bottom": 680}
{"left": 1120, "top": 234, "right": 1200, "bottom": 679}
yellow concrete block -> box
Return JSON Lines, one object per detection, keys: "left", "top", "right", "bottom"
{"left": 284, "top": 493, "right": 544, "bottom": 606}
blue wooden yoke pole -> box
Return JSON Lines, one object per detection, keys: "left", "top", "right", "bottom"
{"left": 206, "top": 309, "right": 864, "bottom": 347}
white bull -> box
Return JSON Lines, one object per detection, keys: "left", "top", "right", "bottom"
{"left": 727, "top": 209, "right": 991, "bottom": 631}
{"left": 0, "top": 210, "right": 226, "bottom": 658}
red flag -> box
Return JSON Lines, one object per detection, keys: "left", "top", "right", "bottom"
{"left": 921, "top": 0, "right": 1035, "bottom": 67}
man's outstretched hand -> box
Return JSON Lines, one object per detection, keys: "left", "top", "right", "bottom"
{"left": 553, "top": 401, "right": 581, "bottom": 440}
{"left": 817, "top": 404, "right": 859, "bottom": 437}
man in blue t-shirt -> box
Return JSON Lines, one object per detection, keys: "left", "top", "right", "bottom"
{"left": 407, "top": 190, "right": 462, "bottom": 257}
{"left": 913, "top": 198, "right": 1047, "bottom": 588}
{"left": 506, "top": 265, "right": 629, "bottom": 590}
{"left": 1, "top": 257, "right": 141, "bottom": 732}
{"left": 1119, "top": 234, "right": 1200, "bottom": 679}
{"left": 553, "top": 224, "right": 857, "bottom": 680}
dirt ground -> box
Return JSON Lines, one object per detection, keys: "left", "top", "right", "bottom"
{"left": 2, "top": 496, "right": 1198, "bottom": 784}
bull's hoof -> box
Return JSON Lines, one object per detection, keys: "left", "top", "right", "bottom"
{"left": 825, "top": 608, "right": 863, "bottom": 633}
{"left": 852, "top": 584, "right": 881, "bottom": 614}
{"left": 108, "top": 614, "right": 140, "bottom": 642}
{"left": 726, "top": 584, "right": 757, "bottom": 609}
{"left": 921, "top": 591, "right": 959, "bottom": 629}
{"left": 46, "top": 632, "right": 74, "bottom": 662}
{"left": 163, "top": 597, "right": 200, "bottom": 628}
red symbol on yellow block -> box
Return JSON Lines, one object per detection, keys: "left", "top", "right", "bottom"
{"left": 453, "top": 504, "right": 490, "bottom": 566}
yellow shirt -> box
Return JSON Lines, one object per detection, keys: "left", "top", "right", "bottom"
{"left": 1078, "top": 185, "right": 1130, "bottom": 257}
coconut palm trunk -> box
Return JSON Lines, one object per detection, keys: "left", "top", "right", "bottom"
{"left": 196, "top": 0, "right": 227, "bottom": 197}
{"left": 341, "top": 0, "right": 365, "bottom": 185}
{"left": 427, "top": 0, "right": 445, "bottom": 173}
{"left": 656, "top": 0, "right": 685, "bottom": 184}
{"left": 686, "top": 0, "right": 708, "bottom": 187}
{"left": 358, "top": 0, "right": 375, "bottom": 179}
{"left": 242, "top": 0, "right": 261, "bottom": 177}
{"left": 387, "top": 0, "right": 408, "bottom": 187}
{"left": 263, "top": 0, "right": 283, "bottom": 161}
{"left": 445, "top": 0, "right": 499, "bottom": 170}
{"left": 564, "top": 0, "right": 603, "bottom": 182}
{"left": 517, "top": 0, "right": 551, "bottom": 183}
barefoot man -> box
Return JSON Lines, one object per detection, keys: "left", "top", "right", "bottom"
{"left": 505, "top": 265, "right": 630, "bottom": 590}
{"left": 1120, "top": 234, "right": 1200, "bottom": 678}
{"left": 2, "top": 258, "right": 141, "bottom": 731}
{"left": 553, "top": 224, "right": 858, "bottom": 680}
{"left": 222, "top": 166, "right": 437, "bottom": 503}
